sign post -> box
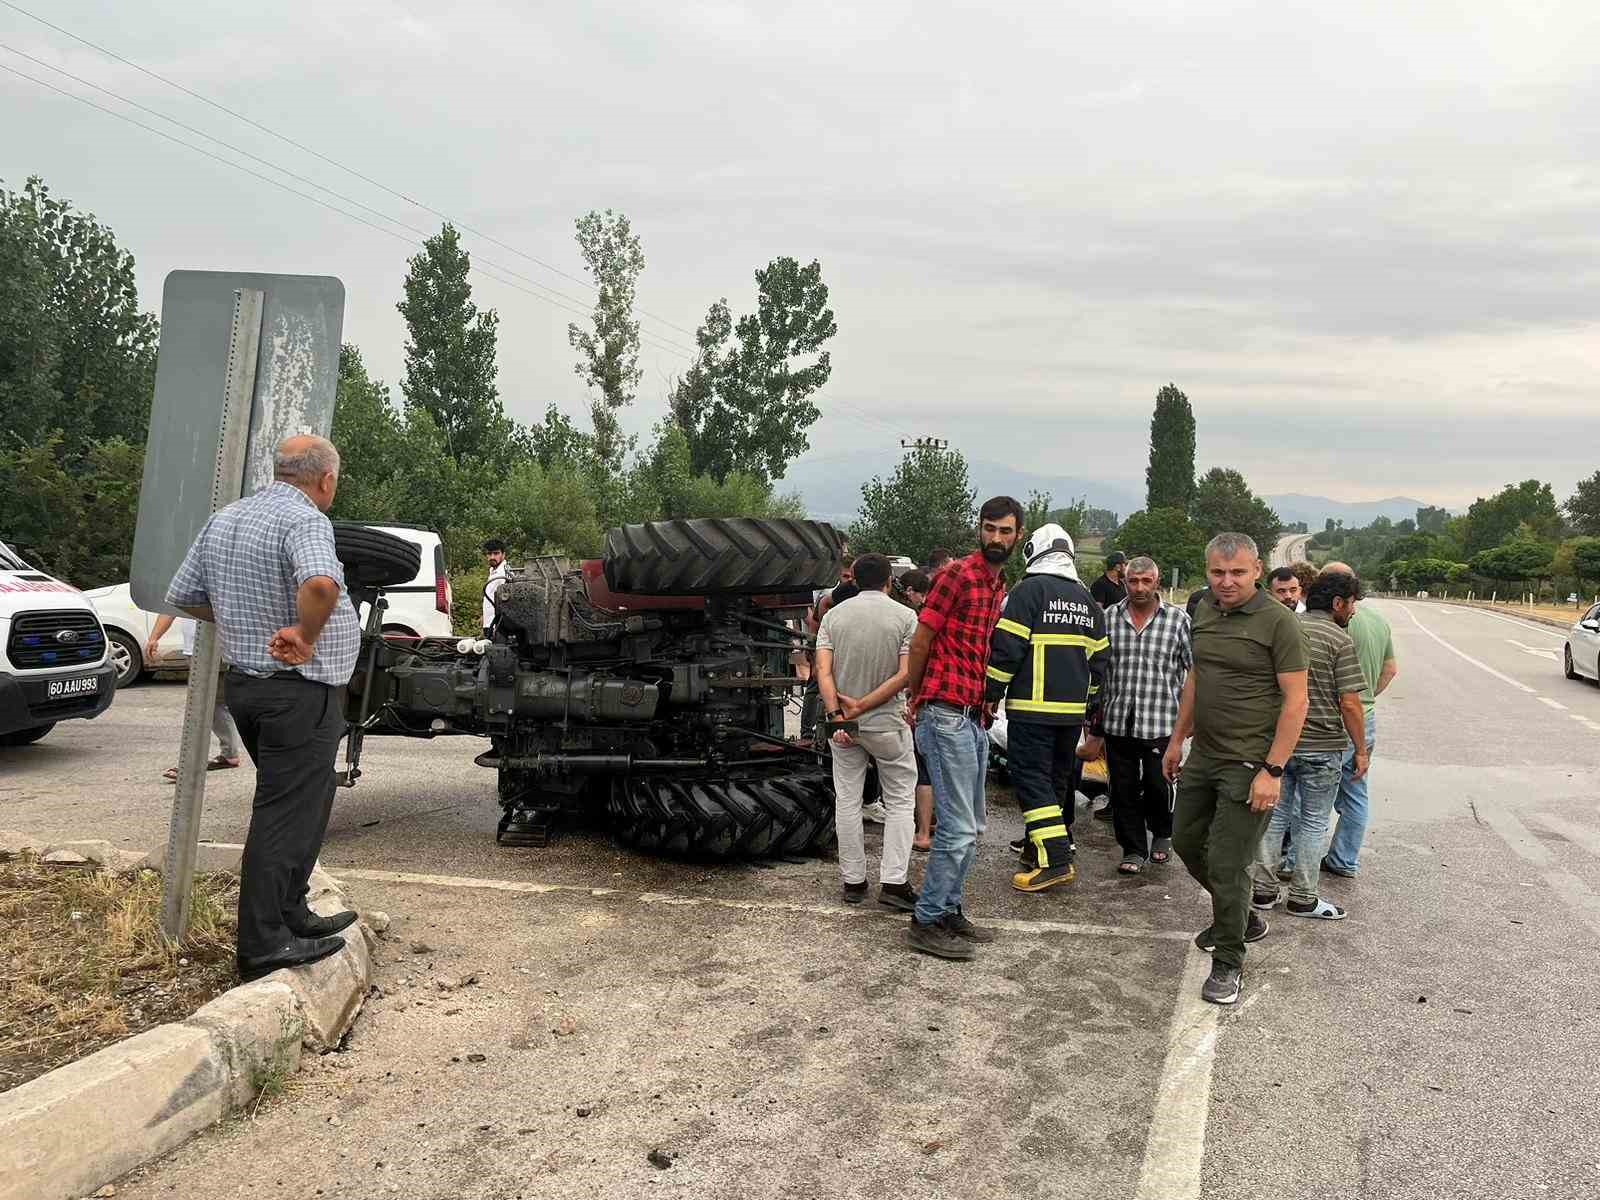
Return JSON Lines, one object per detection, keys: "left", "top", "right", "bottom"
{"left": 133, "top": 272, "right": 344, "bottom": 943}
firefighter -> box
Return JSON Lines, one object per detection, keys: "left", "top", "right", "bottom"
{"left": 984, "top": 524, "right": 1109, "bottom": 893}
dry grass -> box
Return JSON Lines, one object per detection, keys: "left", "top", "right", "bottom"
{"left": 0, "top": 857, "right": 239, "bottom": 1091}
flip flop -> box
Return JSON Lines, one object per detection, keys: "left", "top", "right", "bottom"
{"left": 162, "top": 766, "right": 178, "bottom": 783}
{"left": 1118, "top": 857, "right": 1144, "bottom": 875}
{"left": 1150, "top": 837, "right": 1172, "bottom": 865}
{"left": 206, "top": 756, "right": 241, "bottom": 771}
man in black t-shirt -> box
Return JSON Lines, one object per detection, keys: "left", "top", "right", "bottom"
{"left": 1090, "top": 552, "right": 1128, "bottom": 609}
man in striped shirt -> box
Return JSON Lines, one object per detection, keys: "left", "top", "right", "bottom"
{"left": 1249, "top": 570, "right": 1369, "bottom": 921}
{"left": 1087, "top": 556, "right": 1191, "bottom": 874}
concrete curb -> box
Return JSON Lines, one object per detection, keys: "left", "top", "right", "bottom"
{"left": 0, "top": 860, "right": 374, "bottom": 1200}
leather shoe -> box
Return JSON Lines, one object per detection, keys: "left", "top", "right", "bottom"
{"left": 238, "top": 935, "right": 344, "bottom": 982}
{"left": 287, "top": 909, "right": 358, "bottom": 938}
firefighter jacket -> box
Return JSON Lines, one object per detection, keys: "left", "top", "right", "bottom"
{"left": 984, "top": 573, "right": 1109, "bottom": 725}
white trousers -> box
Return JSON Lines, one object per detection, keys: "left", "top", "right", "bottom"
{"left": 830, "top": 724, "right": 918, "bottom": 885}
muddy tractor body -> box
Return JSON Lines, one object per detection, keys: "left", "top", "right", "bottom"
{"left": 337, "top": 518, "right": 845, "bottom": 858}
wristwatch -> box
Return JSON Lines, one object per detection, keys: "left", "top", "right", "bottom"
{"left": 1262, "top": 763, "right": 1285, "bottom": 779}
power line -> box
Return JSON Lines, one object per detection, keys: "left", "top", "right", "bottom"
{"left": 0, "top": 59, "right": 697, "bottom": 360}
{"left": 0, "top": 0, "right": 701, "bottom": 342}
{"left": 0, "top": 41, "right": 696, "bottom": 356}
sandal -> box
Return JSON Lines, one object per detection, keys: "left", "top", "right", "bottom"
{"left": 1118, "top": 856, "right": 1145, "bottom": 875}
{"left": 1150, "top": 837, "right": 1171, "bottom": 865}
{"left": 206, "top": 756, "right": 241, "bottom": 771}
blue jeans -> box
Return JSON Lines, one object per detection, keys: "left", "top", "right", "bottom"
{"left": 1251, "top": 750, "right": 1342, "bottom": 905}
{"left": 912, "top": 704, "right": 989, "bottom": 925}
{"left": 1326, "top": 712, "right": 1377, "bottom": 873}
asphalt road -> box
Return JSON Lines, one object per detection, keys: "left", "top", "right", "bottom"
{"left": 4, "top": 597, "right": 1599, "bottom": 1199}
{"left": 1270, "top": 533, "right": 1311, "bottom": 569}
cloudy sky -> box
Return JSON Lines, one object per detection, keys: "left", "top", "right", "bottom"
{"left": 5, "top": 1, "right": 1597, "bottom": 508}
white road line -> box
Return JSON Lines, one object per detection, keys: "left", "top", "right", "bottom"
{"left": 1399, "top": 606, "right": 1536, "bottom": 694}
{"left": 1538, "top": 697, "right": 1568, "bottom": 711}
{"left": 335, "top": 867, "right": 1193, "bottom": 941}
{"left": 1431, "top": 603, "right": 1570, "bottom": 641}
{"left": 1134, "top": 944, "right": 1219, "bottom": 1200}
{"left": 1509, "top": 639, "right": 1560, "bottom": 661}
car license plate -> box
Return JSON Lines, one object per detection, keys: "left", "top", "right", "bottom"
{"left": 47, "top": 675, "right": 100, "bottom": 699}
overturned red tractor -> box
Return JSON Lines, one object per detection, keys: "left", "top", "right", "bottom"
{"left": 335, "top": 518, "right": 845, "bottom": 858}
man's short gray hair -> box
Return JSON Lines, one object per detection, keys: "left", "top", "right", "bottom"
{"left": 1126, "top": 555, "right": 1158, "bottom": 576}
{"left": 1205, "top": 532, "right": 1259, "bottom": 562}
{"left": 273, "top": 436, "right": 341, "bottom": 485}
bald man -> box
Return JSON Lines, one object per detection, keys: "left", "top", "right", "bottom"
{"left": 168, "top": 434, "right": 361, "bottom": 980}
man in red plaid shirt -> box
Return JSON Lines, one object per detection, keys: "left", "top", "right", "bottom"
{"left": 903, "top": 496, "right": 1024, "bottom": 960}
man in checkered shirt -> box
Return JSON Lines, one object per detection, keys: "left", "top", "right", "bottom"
{"left": 1085, "top": 555, "right": 1192, "bottom": 874}
{"left": 902, "top": 496, "right": 1023, "bottom": 961}
{"left": 167, "top": 434, "right": 360, "bottom": 981}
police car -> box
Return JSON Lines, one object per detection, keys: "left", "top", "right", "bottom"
{"left": 0, "top": 540, "right": 116, "bottom": 746}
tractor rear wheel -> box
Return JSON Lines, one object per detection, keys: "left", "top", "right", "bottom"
{"left": 607, "top": 769, "right": 835, "bottom": 860}
{"left": 602, "top": 517, "right": 845, "bottom": 596}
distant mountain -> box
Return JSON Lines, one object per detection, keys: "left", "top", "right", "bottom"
{"left": 779, "top": 451, "right": 1144, "bottom": 528}
{"left": 1261, "top": 494, "right": 1438, "bottom": 529}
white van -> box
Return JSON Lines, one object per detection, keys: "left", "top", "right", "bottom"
{"left": 88, "top": 523, "right": 454, "bottom": 686}
{"left": 0, "top": 540, "right": 117, "bottom": 745}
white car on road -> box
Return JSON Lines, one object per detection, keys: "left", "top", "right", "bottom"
{"left": 0, "top": 540, "right": 117, "bottom": 745}
{"left": 87, "top": 523, "right": 454, "bottom": 687}
{"left": 1565, "top": 602, "right": 1600, "bottom": 684}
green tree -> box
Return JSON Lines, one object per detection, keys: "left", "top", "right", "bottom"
{"left": 1564, "top": 471, "right": 1600, "bottom": 537}
{"left": 0, "top": 176, "right": 159, "bottom": 455}
{"left": 528, "top": 402, "right": 592, "bottom": 471}
{"left": 328, "top": 344, "right": 407, "bottom": 523}
{"left": 1571, "top": 539, "right": 1600, "bottom": 592}
{"left": 1084, "top": 506, "right": 1119, "bottom": 535}
{"left": 397, "top": 223, "right": 511, "bottom": 468}
{"left": 567, "top": 209, "right": 645, "bottom": 471}
{"left": 1191, "top": 467, "right": 1282, "bottom": 555}
{"left": 670, "top": 257, "right": 837, "bottom": 485}
{"left": 1471, "top": 540, "right": 1554, "bottom": 592}
{"left": 849, "top": 444, "right": 977, "bottom": 566}
{"left": 0, "top": 432, "right": 143, "bottom": 588}
{"left": 1145, "top": 383, "right": 1196, "bottom": 512}
{"left": 1108, "top": 507, "right": 1208, "bottom": 584}
{"left": 1416, "top": 505, "right": 1451, "bottom": 533}
{"left": 1462, "top": 480, "right": 1564, "bottom": 555}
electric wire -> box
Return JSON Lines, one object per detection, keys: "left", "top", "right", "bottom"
{"left": 0, "top": 0, "right": 701, "bottom": 342}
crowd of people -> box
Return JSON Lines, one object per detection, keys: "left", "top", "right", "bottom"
{"left": 813, "top": 498, "right": 1398, "bottom": 1006}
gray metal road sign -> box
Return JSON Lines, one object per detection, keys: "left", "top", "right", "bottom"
{"left": 131, "top": 271, "right": 344, "bottom": 612}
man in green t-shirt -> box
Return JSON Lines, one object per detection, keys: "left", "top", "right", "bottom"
{"left": 1164, "top": 533, "right": 1307, "bottom": 1006}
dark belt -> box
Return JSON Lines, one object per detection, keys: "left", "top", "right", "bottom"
{"left": 224, "top": 667, "right": 326, "bottom": 685}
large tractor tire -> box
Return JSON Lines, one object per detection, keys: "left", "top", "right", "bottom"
{"left": 332, "top": 523, "right": 422, "bottom": 592}
{"left": 608, "top": 769, "right": 835, "bottom": 859}
{"left": 603, "top": 518, "right": 845, "bottom": 596}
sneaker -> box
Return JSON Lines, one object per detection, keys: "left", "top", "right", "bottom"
{"left": 878, "top": 881, "right": 917, "bottom": 912}
{"left": 1251, "top": 885, "right": 1284, "bottom": 911}
{"left": 842, "top": 881, "right": 868, "bottom": 905}
{"left": 907, "top": 918, "right": 976, "bottom": 960}
{"left": 940, "top": 910, "right": 996, "bottom": 943}
{"left": 1286, "top": 897, "right": 1347, "bottom": 920}
{"left": 1012, "top": 862, "right": 1076, "bottom": 892}
{"left": 861, "top": 801, "right": 888, "bottom": 825}
{"left": 1193, "top": 912, "right": 1268, "bottom": 952}
{"left": 1320, "top": 856, "right": 1358, "bottom": 879}
{"left": 1201, "top": 961, "right": 1242, "bottom": 1005}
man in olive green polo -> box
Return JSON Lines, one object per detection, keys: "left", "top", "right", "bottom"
{"left": 1164, "top": 533, "right": 1308, "bottom": 1006}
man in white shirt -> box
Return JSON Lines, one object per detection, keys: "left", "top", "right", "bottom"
{"left": 482, "top": 539, "right": 508, "bottom": 637}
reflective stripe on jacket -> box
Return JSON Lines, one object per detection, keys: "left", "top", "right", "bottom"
{"left": 984, "top": 573, "right": 1109, "bottom": 724}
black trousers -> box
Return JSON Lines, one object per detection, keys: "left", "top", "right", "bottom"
{"left": 1007, "top": 720, "right": 1080, "bottom": 869}
{"left": 1105, "top": 733, "right": 1174, "bottom": 858}
{"left": 224, "top": 672, "right": 344, "bottom": 958}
